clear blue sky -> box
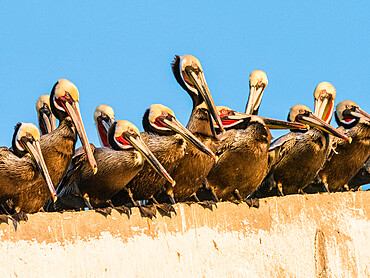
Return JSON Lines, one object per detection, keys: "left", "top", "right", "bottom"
{"left": 0, "top": 1, "right": 369, "bottom": 148}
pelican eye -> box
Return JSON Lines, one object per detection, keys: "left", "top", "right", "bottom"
{"left": 187, "top": 63, "right": 202, "bottom": 75}
{"left": 161, "top": 111, "right": 168, "bottom": 116}
{"left": 127, "top": 127, "right": 136, "bottom": 134}
{"left": 100, "top": 113, "right": 110, "bottom": 120}
{"left": 26, "top": 132, "right": 33, "bottom": 140}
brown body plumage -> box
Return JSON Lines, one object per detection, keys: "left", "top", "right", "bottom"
{"left": 112, "top": 104, "right": 216, "bottom": 204}
{"left": 154, "top": 55, "right": 223, "bottom": 202}
{"left": 167, "top": 106, "right": 220, "bottom": 201}
{"left": 314, "top": 101, "right": 370, "bottom": 191}
{"left": 55, "top": 120, "right": 174, "bottom": 209}
{"left": 207, "top": 116, "right": 271, "bottom": 200}
{"left": 0, "top": 123, "right": 57, "bottom": 213}
{"left": 254, "top": 105, "right": 349, "bottom": 196}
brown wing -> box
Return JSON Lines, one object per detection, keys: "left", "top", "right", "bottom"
{"left": 0, "top": 147, "right": 38, "bottom": 196}
{"left": 56, "top": 144, "right": 97, "bottom": 196}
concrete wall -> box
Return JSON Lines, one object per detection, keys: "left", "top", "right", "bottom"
{"left": 0, "top": 191, "right": 369, "bottom": 277}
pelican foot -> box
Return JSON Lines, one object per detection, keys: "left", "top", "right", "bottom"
{"left": 0, "top": 215, "right": 10, "bottom": 225}
{"left": 148, "top": 196, "right": 176, "bottom": 217}
{"left": 139, "top": 204, "right": 157, "bottom": 219}
{"left": 114, "top": 205, "right": 132, "bottom": 219}
{"left": 11, "top": 211, "right": 28, "bottom": 222}
{"left": 245, "top": 198, "right": 259, "bottom": 208}
{"left": 95, "top": 207, "right": 113, "bottom": 217}
{"left": 197, "top": 201, "right": 217, "bottom": 211}
{"left": 154, "top": 203, "right": 176, "bottom": 217}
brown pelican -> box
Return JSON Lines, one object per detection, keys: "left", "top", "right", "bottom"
{"left": 313, "top": 101, "right": 370, "bottom": 192}
{"left": 54, "top": 120, "right": 174, "bottom": 211}
{"left": 38, "top": 79, "right": 97, "bottom": 210}
{"left": 245, "top": 70, "right": 268, "bottom": 115}
{"left": 111, "top": 104, "right": 216, "bottom": 211}
{"left": 313, "top": 82, "right": 336, "bottom": 123}
{"left": 0, "top": 123, "right": 57, "bottom": 216}
{"left": 36, "top": 95, "right": 56, "bottom": 135}
{"left": 206, "top": 106, "right": 308, "bottom": 202}
{"left": 299, "top": 81, "right": 337, "bottom": 193}
{"left": 154, "top": 55, "right": 224, "bottom": 204}
{"left": 253, "top": 105, "right": 350, "bottom": 196}
{"left": 94, "top": 104, "right": 115, "bottom": 147}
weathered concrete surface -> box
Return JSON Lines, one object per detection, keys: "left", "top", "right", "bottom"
{"left": 0, "top": 191, "right": 369, "bottom": 277}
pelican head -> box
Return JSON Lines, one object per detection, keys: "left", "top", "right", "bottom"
{"left": 216, "top": 106, "right": 248, "bottom": 129}
{"left": 94, "top": 104, "right": 115, "bottom": 147}
{"left": 171, "top": 55, "right": 224, "bottom": 135}
{"left": 12, "top": 123, "right": 57, "bottom": 200}
{"left": 288, "top": 104, "right": 350, "bottom": 141}
{"left": 108, "top": 120, "right": 175, "bottom": 186}
{"left": 36, "top": 95, "right": 56, "bottom": 135}
{"left": 313, "top": 81, "right": 336, "bottom": 123}
{"left": 143, "top": 104, "right": 216, "bottom": 159}
{"left": 245, "top": 70, "right": 268, "bottom": 115}
{"left": 216, "top": 106, "right": 307, "bottom": 131}
{"left": 50, "top": 79, "right": 97, "bottom": 174}
{"left": 335, "top": 100, "right": 370, "bottom": 129}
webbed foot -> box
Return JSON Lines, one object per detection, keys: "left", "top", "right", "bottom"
{"left": 11, "top": 211, "right": 28, "bottom": 222}
{"left": 95, "top": 207, "right": 112, "bottom": 217}
{"left": 0, "top": 215, "right": 11, "bottom": 225}
{"left": 155, "top": 203, "right": 176, "bottom": 217}
{"left": 245, "top": 197, "right": 260, "bottom": 208}
{"left": 139, "top": 204, "right": 157, "bottom": 219}
{"left": 148, "top": 197, "right": 176, "bottom": 217}
{"left": 197, "top": 201, "right": 217, "bottom": 211}
{"left": 114, "top": 205, "right": 132, "bottom": 219}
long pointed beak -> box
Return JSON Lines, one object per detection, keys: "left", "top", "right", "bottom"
{"left": 65, "top": 101, "right": 98, "bottom": 174}
{"left": 97, "top": 117, "right": 113, "bottom": 147}
{"left": 38, "top": 110, "right": 56, "bottom": 135}
{"left": 218, "top": 111, "right": 250, "bottom": 129}
{"left": 314, "top": 98, "right": 334, "bottom": 123}
{"left": 187, "top": 70, "right": 225, "bottom": 134}
{"left": 127, "top": 133, "right": 176, "bottom": 187}
{"left": 299, "top": 112, "right": 350, "bottom": 141}
{"left": 260, "top": 117, "right": 308, "bottom": 130}
{"left": 224, "top": 112, "right": 308, "bottom": 130}
{"left": 162, "top": 117, "right": 217, "bottom": 160}
{"left": 25, "top": 140, "right": 57, "bottom": 201}
{"left": 245, "top": 86, "right": 264, "bottom": 115}
{"left": 348, "top": 107, "right": 370, "bottom": 122}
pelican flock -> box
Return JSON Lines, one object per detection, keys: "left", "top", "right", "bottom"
{"left": 0, "top": 54, "right": 369, "bottom": 222}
